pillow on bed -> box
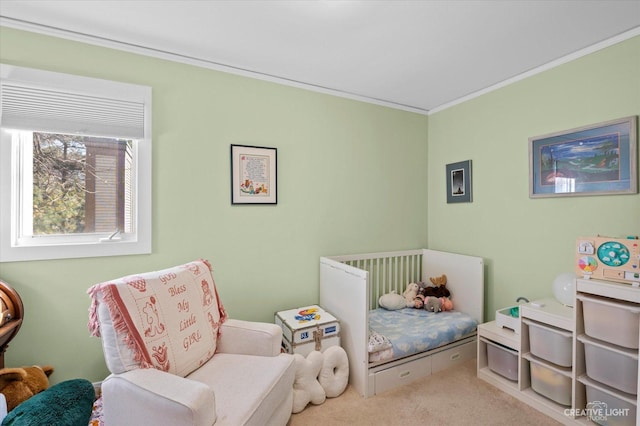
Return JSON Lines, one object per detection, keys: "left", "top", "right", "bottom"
{"left": 378, "top": 292, "right": 406, "bottom": 310}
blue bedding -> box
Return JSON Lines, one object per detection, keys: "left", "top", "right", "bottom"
{"left": 369, "top": 308, "right": 477, "bottom": 359}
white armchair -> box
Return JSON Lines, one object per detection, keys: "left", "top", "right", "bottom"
{"left": 88, "top": 260, "right": 295, "bottom": 426}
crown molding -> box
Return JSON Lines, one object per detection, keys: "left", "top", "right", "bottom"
{"left": 2, "top": 17, "right": 638, "bottom": 116}
{"left": 0, "top": 17, "right": 429, "bottom": 115}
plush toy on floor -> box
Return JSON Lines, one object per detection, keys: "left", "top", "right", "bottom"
{"left": 292, "top": 351, "right": 325, "bottom": 413}
{"left": 318, "top": 346, "right": 349, "bottom": 398}
{"left": 0, "top": 365, "right": 54, "bottom": 412}
{"left": 292, "top": 347, "right": 350, "bottom": 413}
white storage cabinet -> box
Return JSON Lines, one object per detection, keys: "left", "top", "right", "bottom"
{"left": 479, "top": 279, "right": 640, "bottom": 425}
{"left": 574, "top": 278, "right": 640, "bottom": 426}
{"left": 477, "top": 298, "right": 581, "bottom": 424}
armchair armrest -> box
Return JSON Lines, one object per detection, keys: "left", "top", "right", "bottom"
{"left": 217, "top": 318, "right": 282, "bottom": 357}
{"left": 102, "top": 369, "right": 216, "bottom": 426}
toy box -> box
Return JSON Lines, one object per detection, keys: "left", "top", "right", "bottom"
{"left": 275, "top": 305, "right": 340, "bottom": 356}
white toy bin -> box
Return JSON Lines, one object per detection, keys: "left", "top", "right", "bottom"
{"left": 578, "top": 334, "right": 638, "bottom": 395}
{"left": 577, "top": 294, "right": 640, "bottom": 349}
{"left": 525, "top": 354, "right": 572, "bottom": 406}
{"left": 483, "top": 338, "right": 518, "bottom": 381}
{"left": 579, "top": 375, "right": 637, "bottom": 426}
{"left": 523, "top": 318, "right": 572, "bottom": 367}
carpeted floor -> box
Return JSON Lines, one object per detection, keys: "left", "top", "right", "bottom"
{"left": 289, "top": 358, "right": 561, "bottom": 425}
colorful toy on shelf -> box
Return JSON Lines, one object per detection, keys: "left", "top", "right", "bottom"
{"left": 576, "top": 236, "right": 640, "bottom": 285}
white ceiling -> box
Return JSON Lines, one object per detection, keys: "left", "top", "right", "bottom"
{"left": 1, "top": 0, "right": 639, "bottom": 114}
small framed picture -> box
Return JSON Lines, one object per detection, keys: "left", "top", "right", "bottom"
{"left": 230, "top": 144, "right": 277, "bottom": 204}
{"left": 446, "top": 160, "right": 472, "bottom": 203}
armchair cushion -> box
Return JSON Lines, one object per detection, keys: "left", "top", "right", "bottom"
{"left": 217, "top": 319, "right": 283, "bottom": 357}
{"left": 88, "top": 260, "right": 227, "bottom": 377}
{"left": 187, "top": 353, "right": 295, "bottom": 426}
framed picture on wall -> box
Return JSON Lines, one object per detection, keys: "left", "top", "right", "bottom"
{"left": 529, "top": 116, "right": 638, "bottom": 198}
{"left": 446, "top": 160, "right": 472, "bottom": 203}
{"left": 230, "top": 144, "right": 277, "bottom": 204}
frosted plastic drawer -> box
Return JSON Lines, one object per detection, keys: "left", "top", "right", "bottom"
{"left": 579, "top": 375, "right": 637, "bottom": 426}
{"left": 578, "top": 334, "right": 639, "bottom": 395}
{"left": 484, "top": 338, "right": 518, "bottom": 381}
{"left": 523, "top": 318, "right": 572, "bottom": 367}
{"left": 525, "top": 354, "right": 572, "bottom": 406}
{"left": 373, "top": 355, "right": 431, "bottom": 395}
{"left": 578, "top": 294, "right": 640, "bottom": 349}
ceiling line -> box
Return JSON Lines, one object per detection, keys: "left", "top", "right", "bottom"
{"left": 0, "top": 16, "right": 429, "bottom": 115}
{"left": 1, "top": 17, "right": 639, "bottom": 116}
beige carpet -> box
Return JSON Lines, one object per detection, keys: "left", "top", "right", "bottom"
{"left": 289, "top": 359, "right": 561, "bottom": 425}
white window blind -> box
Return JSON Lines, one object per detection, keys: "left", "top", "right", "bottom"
{"left": 0, "top": 64, "right": 149, "bottom": 138}
{"left": 0, "top": 84, "right": 145, "bottom": 139}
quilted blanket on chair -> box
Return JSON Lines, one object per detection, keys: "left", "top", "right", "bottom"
{"left": 87, "top": 259, "right": 227, "bottom": 377}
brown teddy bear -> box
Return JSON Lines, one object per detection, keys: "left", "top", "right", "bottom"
{"left": 0, "top": 365, "right": 54, "bottom": 411}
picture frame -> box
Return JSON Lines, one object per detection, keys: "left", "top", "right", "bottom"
{"left": 230, "top": 144, "right": 277, "bottom": 204}
{"left": 529, "top": 116, "right": 637, "bottom": 198}
{"left": 446, "top": 160, "right": 472, "bottom": 203}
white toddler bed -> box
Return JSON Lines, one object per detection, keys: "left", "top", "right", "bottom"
{"left": 320, "top": 249, "right": 484, "bottom": 397}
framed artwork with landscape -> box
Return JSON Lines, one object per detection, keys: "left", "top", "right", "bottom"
{"left": 529, "top": 116, "right": 637, "bottom": 198}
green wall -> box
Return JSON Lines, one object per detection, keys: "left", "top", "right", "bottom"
{"left": 0, "top": 27, "right": 428, "bottom": 383}
{"left": 1, "top": 27, "right": 638, "bottom": 385}
{"left": 427, "top": 36, "right": 640, "bottom": 318}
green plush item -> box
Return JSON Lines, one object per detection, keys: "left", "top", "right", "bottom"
{"left": 2, "top": 379, "right": 94, "bottom": 426}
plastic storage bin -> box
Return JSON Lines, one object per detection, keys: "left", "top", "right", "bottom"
{"left": 496, "top": 306, "right": 520, "bottom": 334}
{"left": 579, "top": 375, "right": 637, "bottom": 426}
{"left": 523, "top": 318, "right": 572, "bottom": 367}
{"left": 578, "top": 294, "right": 640, "bottom": 349}
{"left": 484, "top": 338, "right": 518, "bottom": 381}
{"left": 525, "top": 354, "right": 572, "bottom": 406}
{"left": 578, "top": 334, "right": 639, "bottom": 395}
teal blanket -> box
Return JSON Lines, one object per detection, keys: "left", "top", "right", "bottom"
{"left": 2, "top": 379, "right": 94, "bottom": 426}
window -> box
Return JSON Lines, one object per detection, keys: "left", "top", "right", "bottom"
{"left": 0, "top": 64, "right": 152, "bottom": 262}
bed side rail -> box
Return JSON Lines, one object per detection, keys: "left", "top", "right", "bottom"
{"left": 422, "top": 249, "right": 485, "bottom": 323}
{"left": 325, "top": 250, "right": 424, "bottom": 310}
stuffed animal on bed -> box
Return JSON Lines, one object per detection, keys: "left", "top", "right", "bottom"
{"left": 413, "top": 294, "right": 424, "bottom": 309}
{"left": 402, "top": 283, "right": 419, "bottom": 307}
{"left": 378, "top": 291, "right": 406, "bottom": 310}
{"left": 424, "top": 296, "right": 441, "bottom": 313}
{"left": 439, "top": 297, "right": 453, "bottom": 311}
{"left": 424, "top": 274, "right": 451, "bottom": 298}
